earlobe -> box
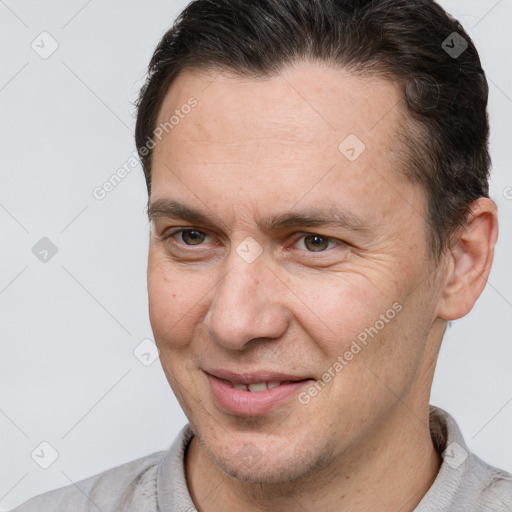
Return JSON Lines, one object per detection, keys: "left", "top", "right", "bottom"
{"left": 437, "top": 198, "right": 499, "bottom": 321}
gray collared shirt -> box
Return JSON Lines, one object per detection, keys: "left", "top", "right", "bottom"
{"left": 11, "top": 406, "right": 512, "bottom": 511}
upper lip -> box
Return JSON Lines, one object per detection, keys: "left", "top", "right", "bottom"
{"left": 204, "top": 368, "right": 313, "bottom": 385}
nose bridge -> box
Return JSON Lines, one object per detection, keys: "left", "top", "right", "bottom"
{"left": 204, "top": 251, "right": 288, "bottom": 350}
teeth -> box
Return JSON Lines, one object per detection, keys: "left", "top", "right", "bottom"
{"left": 224, "top": 379, "right": 288, "bottom": 391}
{"left": 247, "top": 382, "right": 267, "bottom": 392}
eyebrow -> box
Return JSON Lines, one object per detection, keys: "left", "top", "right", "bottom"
{"left": 147, "top": 198, "right": 376, "bottom": 234}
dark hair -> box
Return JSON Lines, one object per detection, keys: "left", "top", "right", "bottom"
{"left": 135, "top": 0, "right": 490, "bottom": 260}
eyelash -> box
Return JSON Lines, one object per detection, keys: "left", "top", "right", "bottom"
{"left": 160, "top": 228, "right": 343, "bottom": 254}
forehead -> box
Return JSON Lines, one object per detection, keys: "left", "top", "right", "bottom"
{"left": 151, "top": 62, "right": 424, "bottom": 229}
{"left": 156, "top": 62, "right": 405, "bottom": 145}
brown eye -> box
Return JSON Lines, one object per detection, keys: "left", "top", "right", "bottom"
{"left": 303, "top": 234, "right": 330, "bottom": 252}
{"left": 180, "top": 229, "right": 207, "bottom": 245}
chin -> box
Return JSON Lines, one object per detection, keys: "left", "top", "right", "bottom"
{"left": 206, "top": 438, "right": 336, "bottom": 487}
{"left": 216, "top": 457, "right": 303, "bottom": 485}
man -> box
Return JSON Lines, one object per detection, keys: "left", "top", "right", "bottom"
{"left": 13, "top": 0, "right": 512, "bottom": 510}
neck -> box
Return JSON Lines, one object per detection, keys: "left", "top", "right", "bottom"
{"left": 185, "top": 404, "right": 441, "bottom": 512}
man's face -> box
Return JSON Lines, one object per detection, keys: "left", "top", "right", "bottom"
{"left": 147, "top": 62, "right": 446, "bottom": 483}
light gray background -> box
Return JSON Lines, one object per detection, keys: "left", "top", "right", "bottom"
{"left": 0, "top": 0, "right": 511, "bottom": 509}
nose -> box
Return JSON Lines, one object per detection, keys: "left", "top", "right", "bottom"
{"left": 203, "top": 252, "right": 289, "bottom": 351}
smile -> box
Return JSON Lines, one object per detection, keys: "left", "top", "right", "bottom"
{"left": 205, "top": 371, "right": 314, "bottom": 416}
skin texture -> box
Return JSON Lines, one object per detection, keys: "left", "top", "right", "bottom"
{"left": 146, "top": 61, "right": 498, "bottom": 512}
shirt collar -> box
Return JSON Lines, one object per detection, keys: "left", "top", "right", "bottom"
{"left": 157, "top": 422, "right": 196, "bottom": 512}
{"left": 415, "top": 405, "right": 476, "bottom": 511}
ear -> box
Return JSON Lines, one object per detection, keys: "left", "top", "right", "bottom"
{"left": 437, "top": 197, "right": 499, "bottom": 321}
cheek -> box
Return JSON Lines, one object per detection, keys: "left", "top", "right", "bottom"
{"left": 147, "top": 252, "right": 212, "bottom": 350}
{"left": 288, "top": 272, "right": 398, "bottom": 355}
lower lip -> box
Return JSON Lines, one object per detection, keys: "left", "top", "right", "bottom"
{"left": 206, "top": 373, "right": 313, "bottom": 416}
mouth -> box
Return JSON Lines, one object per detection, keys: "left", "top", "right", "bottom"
{"left": 219, "top": 378, "right": 305, "bottom": 392}
{"left": 204, "top": 369, "right": 315, "bottom": 416}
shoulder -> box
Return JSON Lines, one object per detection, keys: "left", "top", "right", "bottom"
{"left": 11, "top": 450, "right": 165, "bottom": 512}
{"left": 466, "top": 454, "right": 512, "bottom": 511}
{"left": 418, "top": 406, "right": 512, "bottom": 512}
